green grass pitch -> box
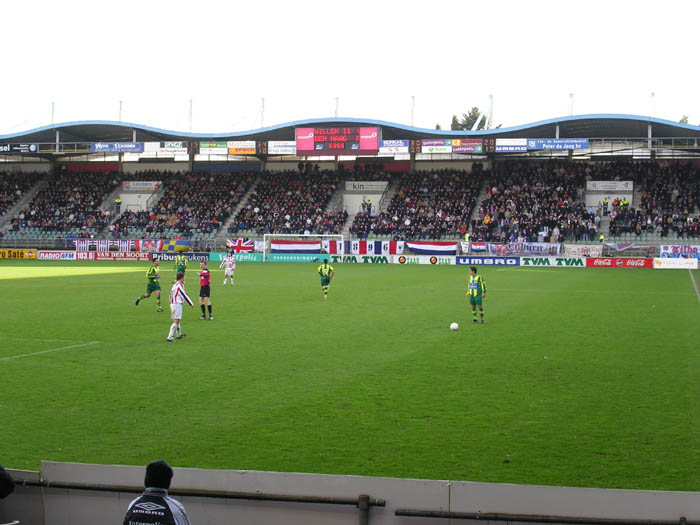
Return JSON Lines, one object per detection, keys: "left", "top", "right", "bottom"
{"left": 1, "top": 260, "right": 699, "bottom": 491}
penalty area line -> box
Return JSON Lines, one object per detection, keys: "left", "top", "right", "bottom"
{"left": 0, "top": 341, "right": 101, "bottom": 362}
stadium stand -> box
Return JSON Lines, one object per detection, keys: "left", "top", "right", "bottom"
{"left": 349, "top": 166, "right": 484, "bottom": 240}
{"left": 472, "top": 161, "right": 599, "bottom": 243}
{"left": 5, "top": 171, "right": 117, "bottom": 240}
{"left": 111, "top": 172, "right": 254, "bottom": 240}
{"left": 608, "top": 161, "right": 700, "bottom": 240}
{"left": 229, "top": 170, "right": 347, "bottom": 236}
{"left": 0, "top": 171, "right": 45, "bottom": 228}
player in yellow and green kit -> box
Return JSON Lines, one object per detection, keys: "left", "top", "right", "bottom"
{"left": 316, "top": 258, "right": 335, "bottom": 300}
{"left": 135, "top": 257, "right": 163, "bottom": 311}
{"left": 174, "top": 253, "right": 188, "bottom": 275}
{"left": 466, "top": 266, "right": 486, "bottom": 324}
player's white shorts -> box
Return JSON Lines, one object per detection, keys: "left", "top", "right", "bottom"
{"left": 170, "top": 303, "right": 183, "bottom": 320}
{"left": 225, "top": 269, "right": 234, "bottom": 276}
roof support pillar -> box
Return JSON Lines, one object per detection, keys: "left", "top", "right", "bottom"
{"left": 410, "top": 152, "right": 416, "bottom": 172}
{"left": 555, "top": 124, "right": 560, "bottom": 139}
{"left": 55, "top": 129, "right": 60, "bottom": 153}
{"left": 132, "top": 129, "right": 136, "bottom": 142}
{"left": 648, "top": 123, "right": 652, "bottom": 149}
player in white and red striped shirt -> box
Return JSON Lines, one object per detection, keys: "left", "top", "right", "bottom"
{"left": 167, "top": 272, "right": 194, "bottom": 342}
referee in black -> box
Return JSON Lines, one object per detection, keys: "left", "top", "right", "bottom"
{"left": 198, "top": 261, "right": 213, "bottom": 320}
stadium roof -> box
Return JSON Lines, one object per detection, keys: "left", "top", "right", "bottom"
{"left": 1, "top": 114, "right": 699, "bottom": 144}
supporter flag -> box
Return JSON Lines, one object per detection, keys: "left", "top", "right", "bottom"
{"left": 405, "top": 241, "right": 458, "bottom": 255}
{"left": 163, "top": 238, "right": 191, "bottom": 252}
{"left": 471, "top": 242, "right": 487, "bottom": 252}
{"left": 118, "top": 240, "right": 134, "bottom": 251}
{"left": 97, "top": 239, "right": 109, "bottom": 251}
{"left": 346, "top": 240, "right": 403, "bottom": 254}
{"left": 73, "top": 239, "right": 89, "bottom": 251}
{"left": 227, "top": 238, "right": 255, "bottom": 253}
{"left": 141, "top": 239, "right": 165, "bottom": 252}
{"left": 321, "top": 240, "right": 343, "bottom": 254}
{"left": 270, "top": 240, "right": 321, "bottom": 253}
{"left": 350, "top": 240, "right": 367, "bottom": 255}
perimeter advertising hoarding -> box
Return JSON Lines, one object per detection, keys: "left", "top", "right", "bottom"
{"left": 0, "top": 143, "right": 39, "bottom": 154}
{"left": 421, "top": 139, "right": 452, "bottom": 154}
{"left": 144, "top": 141, "right": 188, "bottom": 155}
{"left": 378, "top": 140, "right": 409, "bottom": 154}
{"left": 122, "top": 181, "right": 161, "bottom": 191}
{"left": 585, "top": 257, "right": 653, "bottom": 269}
{"left": 527, "top": 139, "right": 589, "bottom": 150}
{"left": 587, "top": 181, "right": 634, "bottom": 191}
{"left": 495, "top": 138, "right": 527, "bottom": 153}
{"left": 91, "top": 142, "right": 144, "bottom": 153}
{"left": 267, "top": 141, "right": 297, "bottom": 155}
{"left": 227, "top": 141, "right": 256, "bottom": 155}
{"left": 451, "top": 139, "right": 483, "bottom": 153}
{"left": 0, "top": 249, "right": 36, "bottom": 259}
{"left": 199, "top": 141, "right": 228, "bottom": 155}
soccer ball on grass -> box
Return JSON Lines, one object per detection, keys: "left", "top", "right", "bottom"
{"left": 450, "top": 322, "right": 459, "bottom": 331}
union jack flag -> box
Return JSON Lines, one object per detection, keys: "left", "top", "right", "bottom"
{"left": 227, "top": 238, "right": 255, "bottom": 253}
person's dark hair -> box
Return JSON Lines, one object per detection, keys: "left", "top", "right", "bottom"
{"left": 323, "top": 259, "right": 328, "bottom": 263}
{"left": 470, "top": 266, "right": 477, "bottom": 273}
{"left": 0, "top": 464, "right": 15, "bottom": 499}
{"left": 144, "top": 460, "right": 173, "bottom": 490}
{"left": 176, "top": 271, "right": 185, "bottom": 281}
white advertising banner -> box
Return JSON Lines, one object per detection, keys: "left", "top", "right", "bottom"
{"left": 268, "top": 141, "right": 296, "bottom": 155}
{"left": 653, "top": 258, "right": 698, "bottom": 270}
{"left": 122, "top": 181, "right": 162, "bottom": 191}
{"left": 345, "top": 181, "right": 389, "bottom": 192}
{"left": 379, "top": 140, "right": 409, "bottom": 154}
{"left": 563, "top": 244, "right": 603, "bottom": 257}
{"left": 587, "top": 181, "right": 633, "bottom": 191}
{"left": 393, "top": 255, "right": 456, "bottom": 265}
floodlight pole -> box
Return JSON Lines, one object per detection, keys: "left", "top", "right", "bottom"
{"left": 410, "top": 96, "right": 415, "bottom": 127}
{"left": 51, "top": 102, "right": 55, "bottom": 125}
{"left": 189, "top": 99, "right": 193, "bottom": 132}
{"left": 568, "top": 93, "right": 574, "bottom": 116}
{"left": 119, "top": 100, "right": 123, "bottom": 122}
{"left": 334, "top": 97, "right": 339, "bottom": 118}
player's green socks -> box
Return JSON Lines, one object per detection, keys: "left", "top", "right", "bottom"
{"left": 157, "top": 297, "right": 161, "bottom": 307}
{"left": 472, "top": 310, "right": 478, "bottom": 320}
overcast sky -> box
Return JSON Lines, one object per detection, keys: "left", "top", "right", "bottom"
{"left": 1, "top": 0, "right": 698, "bottom": 135}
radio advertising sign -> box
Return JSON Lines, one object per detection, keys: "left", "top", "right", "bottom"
{"left": 421, "top": 139, "right": 452, "bottom": 154}
{"left": 451, "top": 139, "right": 483, "bottom": 153}
{"left": 91, "top": 142, "right": 144, "bottom": 153}
{"left": 378, "top": 140, "right": 409, "bottom": 154}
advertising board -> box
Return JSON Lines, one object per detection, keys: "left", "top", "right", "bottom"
{"left": 527, "top": 138, "right": 589, "bottom": 150}
{"left": 227, "top": 141, "right": 256, "bottom": 155}
{"left": 659, "top": 245, "right": 700, "bottom": 259}
{"left": 378, "top": 140, "right": 409, "bottom": 154}
{"left": 345, "top": 181, "right": 389, "bottom": 192}
{"left": 330, "top": 255, "right": 390, "bottom": 264}
{"left": 585, "top": 257, "right": 653, "bottom": 269}
{"left": 38, "top": 251, "right": 76, "bottom": 260}
{"left": 267, "top": 141, "right": 297, "bottom": 155}
{"left": 456, "top": 256, "right": 520, "bottom": 266}
{"left": 586, "top": 181, "right": 633, "bottom": 191}
{"left": 96, "top": 252, "right": 151, "bottom": 261}
{"left": 495, "top": 138, "right": 527, "bottom": 153}
{"left": 122, "top": 181, "right": 161, "bottom": 191}
{"left": 521, "top": 257, "right": 586, "bottom": 267}
{"left": 91, "top": 142, "right": 144, "bottom": 153}
{"left": 451, "top": 139, "right": 483, "bottom": 153}
{"left": 653, "top": 258, "right": 699, "bottom": 270}
{"left": 421, "top": 139, "right": 452, "bottom": 154}
{"left": 199, "top": 141, "right": 228, "bottom": 155}
{"left": 0, "top": 249, "right": 36, "bottom": 259}
{"left": 393, "top": 255, "right": 455, "bottom": 265}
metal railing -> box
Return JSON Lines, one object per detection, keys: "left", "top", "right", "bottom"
{"left": 14, "top": 477, "right": 384, "bottom": 525}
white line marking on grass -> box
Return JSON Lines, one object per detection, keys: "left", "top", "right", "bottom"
{"left": 689, "top": 270, "right": 700, "bottom": 304}
{"left": 0, "top": 341, "right": 101, "bottom": 362}
{"left": 0, "top": 337, "right": 87, "bottom": 343}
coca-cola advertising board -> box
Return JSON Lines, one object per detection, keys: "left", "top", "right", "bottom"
{"left": 586, "top": 257, "right": 653, "bottom": 269}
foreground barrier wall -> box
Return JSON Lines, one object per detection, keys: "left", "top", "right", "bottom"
{"left": 2, "top": 462, "right": 699, "bottom": 525}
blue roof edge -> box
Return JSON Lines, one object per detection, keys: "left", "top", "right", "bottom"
{"left": 1, "top": 114, "right": 698, "bottom": 141}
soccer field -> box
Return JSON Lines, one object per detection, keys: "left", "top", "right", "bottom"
{"left": 1, "top": 260, "right": 699, "bottom": 491}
